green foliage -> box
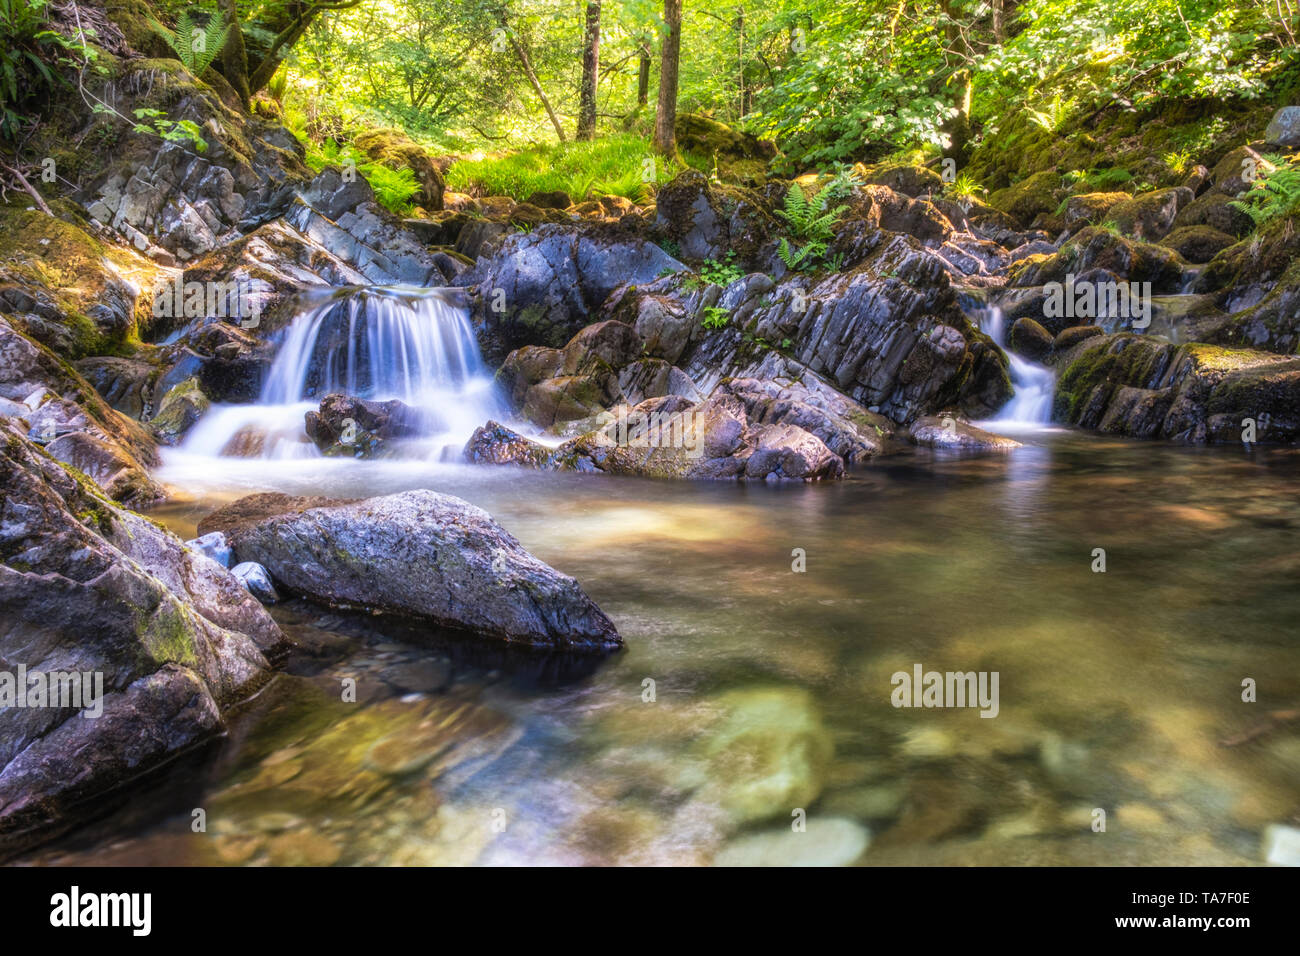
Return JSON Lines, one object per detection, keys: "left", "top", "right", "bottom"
{"left": 701, "top": 306, "right": 731, "bottom": 330}
{"left": 1163, "top": 150, "right": 1193, "bottom": 175}
{"left": 1230, "top": 155, "right": 1300, "bottom": 228}
{"left": 775, "top": 176, "right": 850, "bottom": 271}
{"left": 305, "top": 138, "right": 421, "bottom": 215}
{"left": 944, "top": 172, "right": 985, "bottom": 201}
{"left": 149, "top": 6, "right": 230, "bottom": 77}
{"left": 1026, "top": 94, "right": 1073, "bottom": 133}
{"left": 698, "top": 253, "right": 744, "bottom": 287}
{"left": 125, "top": 107, "right": 208, "bottom": 153}
{"left": 0, "top": 0, "right": 90, "bottom": 139}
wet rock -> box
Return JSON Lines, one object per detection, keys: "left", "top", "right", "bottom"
{"left": 149, "top": 377, "right": 209, "bottom": 445}
{"left": 714, "top": 817, "right": 870, "bottom": 866}
{"left": 231, "top": 561, "right": 279, "bottom": 604}
{"left": 717, "top": 377, "right": 893, "bottom": 464}
{"left": 1009, "top": 317, "right": 1053, "bottom": 361}
{"left": 303, "top": 393, "right": 429, "bottom": 458}
{"left": 198, "top": 490, "right": 622, "bottom": 650}
{"left": 0, "top": 423, "right": 286, "bottom": 841}
{"left": 909, "top": 415, "right": 1022, "bottom": 451}
{"left": 186, "top": 531, "right": 233, "bottom": 568}
{"left": 1054, "top": 334, "right": 1300, "bottom": 442}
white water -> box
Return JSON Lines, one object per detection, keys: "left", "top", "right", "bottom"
{"left": 179, "top": 286, "right": 503, "bottom": 463}
{"left": 976, "top": 305, "right": 1057, "bottom": 432}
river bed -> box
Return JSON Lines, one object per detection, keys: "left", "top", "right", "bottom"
{"left": 17, "top": 429, "right": 1300, "bottom": 866}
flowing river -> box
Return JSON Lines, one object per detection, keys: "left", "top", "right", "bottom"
{"left": 15, "top": 290, "right": 1300, "bottom": 866}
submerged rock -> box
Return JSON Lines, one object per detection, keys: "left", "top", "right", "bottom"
{"left": 198, "top": 491, "right": 622, "bottom": 651}
{"left": 714, "top": 817, "right": 870, "bottom": 866}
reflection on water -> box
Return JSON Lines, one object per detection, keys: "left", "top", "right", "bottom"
{"left": 20, "top": 433, "right": 1300, "bottom": 866}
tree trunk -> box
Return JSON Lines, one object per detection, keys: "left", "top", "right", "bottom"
{"left": 499, "top": 11, "right": 567, "bottom": 142}
{"left": 992, "top": 0, "right": 1005, "bottom": 43}
{"left": 736, "top": 6, "right": 747, "bottom": 117}
{"left": 577, "top": 1, "right": 601, "bottom": 140}
{"left": 637, "top": 41, "right": 651, "bottom": 107}
{"left": 216, "top": 0, "right": 251, "bottom": 109}
{"left": 653, "top": 0, "right": 682, "bottom": 156}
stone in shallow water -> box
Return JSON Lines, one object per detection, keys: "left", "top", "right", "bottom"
{"left": 231, "top": 561, "right": 279, "bottom": 603}
{"left": 693, "top": 686, "right": 833, "bottom": 825}
{"left": 1263, "top": 823, "right": 1300, "bottom": 866}
{"left": 186, "top": 531, "right": 233, "bottom": 568}
{"left": 714, "top": 817, "right": 870, "bottom": 866}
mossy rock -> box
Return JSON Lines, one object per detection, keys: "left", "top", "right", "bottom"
{"left": 988, "top": 170, "right": 1064, "bottom": 227}
{"left": 0, "top": 204, "right": 167, "bottom": 357}
{"left": 1159, "top": 225, "right": 1236, "bottom": 264}
{"left": 853, "top": 161, "right": 943, "bottom": 198}
{"left": 1062, "top": 192, "right": 1128, "bottom": 230}
{"left": 352, "top": 128, "right": 446, "bottom": 210}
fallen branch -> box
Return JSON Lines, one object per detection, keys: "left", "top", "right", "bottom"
{"left": 0, "top": 162, "right": 54, "bottom": 217}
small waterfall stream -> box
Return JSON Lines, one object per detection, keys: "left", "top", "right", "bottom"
{"left": 182, "top": 286, "right": 503, "bottom": 462}
{"left": 975, "top": 304, "right": 1056, "bottom": 430}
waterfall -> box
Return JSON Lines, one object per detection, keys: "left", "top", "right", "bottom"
{"left": 181, "top": 286, "right": 502, "bottom": 461}
{"left": 976, "top": 304, "right": 1056, "bottom": 430}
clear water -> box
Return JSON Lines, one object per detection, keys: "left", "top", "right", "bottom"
{"left": 20, "top": 433, "right": 1300, "bottom": 866}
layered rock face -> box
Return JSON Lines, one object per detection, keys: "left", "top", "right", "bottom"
{"left": 197, "top": 491, "right": 622, "bottom": 651}
{"left": 1054, "top": 334, "right": 1300, "bottom": 442}
{"left": 0, "top": 423, "right": 287, "bottom": 843}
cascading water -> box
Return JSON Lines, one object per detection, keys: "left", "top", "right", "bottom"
{"left": 181, "top": 286, "right": 503, "bottom": 462}
{"left": 975, "top": 304, "right": 1056, "bottom": 430}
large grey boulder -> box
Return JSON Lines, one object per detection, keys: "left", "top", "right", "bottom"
{"left": 197, "top": 491, "right": 623, "bottom": 651}
{"left": 0, "top": 423, "right": 286, "bottom": 841}
{"left": 457, "top": 224, "right": 685, "bottom": 363}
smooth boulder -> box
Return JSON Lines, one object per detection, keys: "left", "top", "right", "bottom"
{"left": 198, "top": 491, "right": 622, "bottom": 651}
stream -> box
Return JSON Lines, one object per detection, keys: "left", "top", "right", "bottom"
{"left": 17, "top": 288, "right": 1300, "bottom": 866}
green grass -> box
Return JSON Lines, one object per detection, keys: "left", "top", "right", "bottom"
{"left": 445, "top": 134, "right": 704, "bottom": 203}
